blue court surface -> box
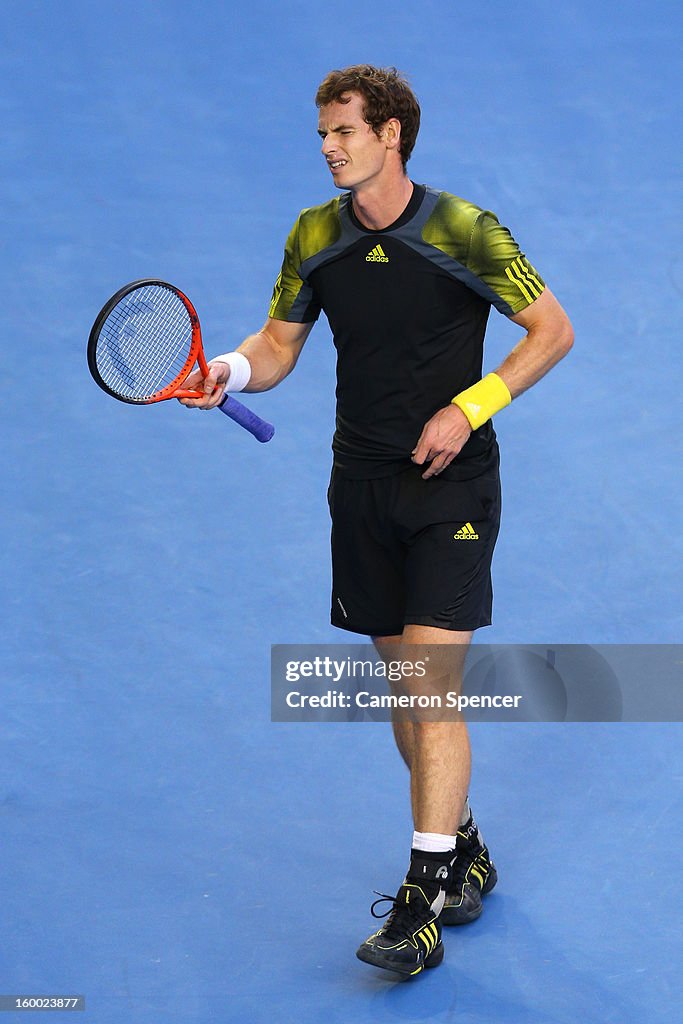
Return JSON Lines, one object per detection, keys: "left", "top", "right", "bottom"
{"left": 2, "top": 1, "right": 682, "bottom": 1021}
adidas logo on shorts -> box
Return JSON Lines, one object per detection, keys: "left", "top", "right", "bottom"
{"left": 454, "top": 522, "right": 479, "bottom": 540}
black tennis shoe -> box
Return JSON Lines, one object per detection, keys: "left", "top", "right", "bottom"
{"left": 356, "top": 882, "right": 444, "bottom": 976}
{"left": 442, "top": 814, "right": 497, "bottom": 926}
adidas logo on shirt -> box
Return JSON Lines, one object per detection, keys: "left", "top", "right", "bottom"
{"left": 454, "top": 522, "right": 479, "bottom": 540}
{"left": 366, "top": 243, "right": 389, "bottom": 263}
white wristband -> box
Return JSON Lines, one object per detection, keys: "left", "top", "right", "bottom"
{"left": 213, "top": 351, "right": 252, "bottom": 393}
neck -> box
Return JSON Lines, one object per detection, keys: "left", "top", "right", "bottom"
{"left": 351, "top": 172, "right": 414, "bottom": 230}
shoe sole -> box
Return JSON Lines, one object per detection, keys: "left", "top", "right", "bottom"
{"left": 356, "top": 941, "right": 444, "bottom": 977}
{"left": 441, "top": 865, "right": 498, "bottom": 927}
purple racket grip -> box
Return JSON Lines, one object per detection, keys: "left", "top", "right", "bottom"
{"left": 217, "top": 394, "right": 275, "bottom": 442}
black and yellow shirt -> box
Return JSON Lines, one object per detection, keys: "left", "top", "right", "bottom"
{"left": 269, "top": 183, "right": 545, "bottom": 478}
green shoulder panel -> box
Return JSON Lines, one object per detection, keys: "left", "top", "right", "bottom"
{"left": 268, "top": 197, "right": 342, "bottom": 322}
{"left": 296, "top": 196, "right": 343, "bottom": 262}
{"left": 422, "top": 192, "right": 545, "bottom": 315}
{"left": 421, "top": 191, "right": 484, "bottom": 266}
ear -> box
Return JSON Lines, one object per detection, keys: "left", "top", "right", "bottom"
{"left": 380, "top": 117, "right": 402, "bottom": 152}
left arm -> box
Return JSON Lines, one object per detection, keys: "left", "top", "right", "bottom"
{"left": 412, "top": 287, "right": 574, "bottom": 478}
{"left": 494, "top": 286, "right": 574, "bottom": 398}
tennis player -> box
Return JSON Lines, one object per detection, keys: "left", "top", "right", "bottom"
{"left": 181, "top": 65, "right": 573, "bottom": 976}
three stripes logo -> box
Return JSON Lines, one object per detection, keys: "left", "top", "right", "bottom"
{"left": 366, "top": 243, "right": 389, "bottom": 263}
{"left": 505, "top": 256, "right": 543, "bottom": 303}
{"left": 468, "top": 855, "right": 487, "bottom": 889}
{"left": 415, "top": 923, "right": 439, "bottom": 956}
{"left": 454, "top": 522, "right": 479, "bottom": 541}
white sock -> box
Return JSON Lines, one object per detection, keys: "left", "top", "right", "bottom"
{"left": 412, "top": 830, "right": 457, "bottom": 853}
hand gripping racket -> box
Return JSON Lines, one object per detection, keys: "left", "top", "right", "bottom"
{"left": 87, "top": 279, "right": 275, "bottom": 442}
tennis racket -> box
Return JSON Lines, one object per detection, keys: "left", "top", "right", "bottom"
{"left": 87, "top": 279, "right": 275, "bottom": 442}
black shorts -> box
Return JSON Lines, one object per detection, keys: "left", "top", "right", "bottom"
{"left": 328, "top": 458, "right": 501, "bottom": 636}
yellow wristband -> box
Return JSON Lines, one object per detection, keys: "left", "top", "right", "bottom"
{"left": 451, "top": 373, "right": 511, "bottom": 430}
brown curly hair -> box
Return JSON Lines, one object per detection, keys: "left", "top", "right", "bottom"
{"left": 315, "top": 65, "right": 420, "bottom": 169}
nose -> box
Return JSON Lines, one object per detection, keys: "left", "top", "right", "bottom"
{"left": 321, "top": 136, "right": 335, "bottom": 157}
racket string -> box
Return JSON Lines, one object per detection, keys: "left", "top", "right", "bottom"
{"left": 95, "top": 284, "right": 194, "bottom": 400}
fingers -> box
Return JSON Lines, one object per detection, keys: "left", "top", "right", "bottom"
{"left": 421, "top": 450, "right": 457, "bottom": 480}
{"left": 177, "top": 362, "right": 230, "bottom": 409}
{"left": 201, "top": 360, "right": 230, "bottom": 408}
{"left": 412, "top": 428, "right": 448, "bottom": 473}
{"left": 412, "top": 404, "right": 473, "bottom": 477}
{"left": 200, "top": 366, "right": 227, "bottom": 408}
{"left": 202, "top": 366, "right": 218, "bottom": 394}
{"left": 411, "top": 429, "right": 433, "bottom": 466}
{"left": 178, "top": 393, "right": 209, "bottom": 408}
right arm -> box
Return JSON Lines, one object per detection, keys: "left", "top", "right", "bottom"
{"left": 178, "top": 317, "right": 314, "bottom": 409}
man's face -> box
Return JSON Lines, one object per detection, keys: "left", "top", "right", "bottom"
{"left": 317, "top": 93, "right": 392, "bottom": 191}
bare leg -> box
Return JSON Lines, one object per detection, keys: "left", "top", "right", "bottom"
{"left": 373, "top": 625, "right": 472, "bottom": 835}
